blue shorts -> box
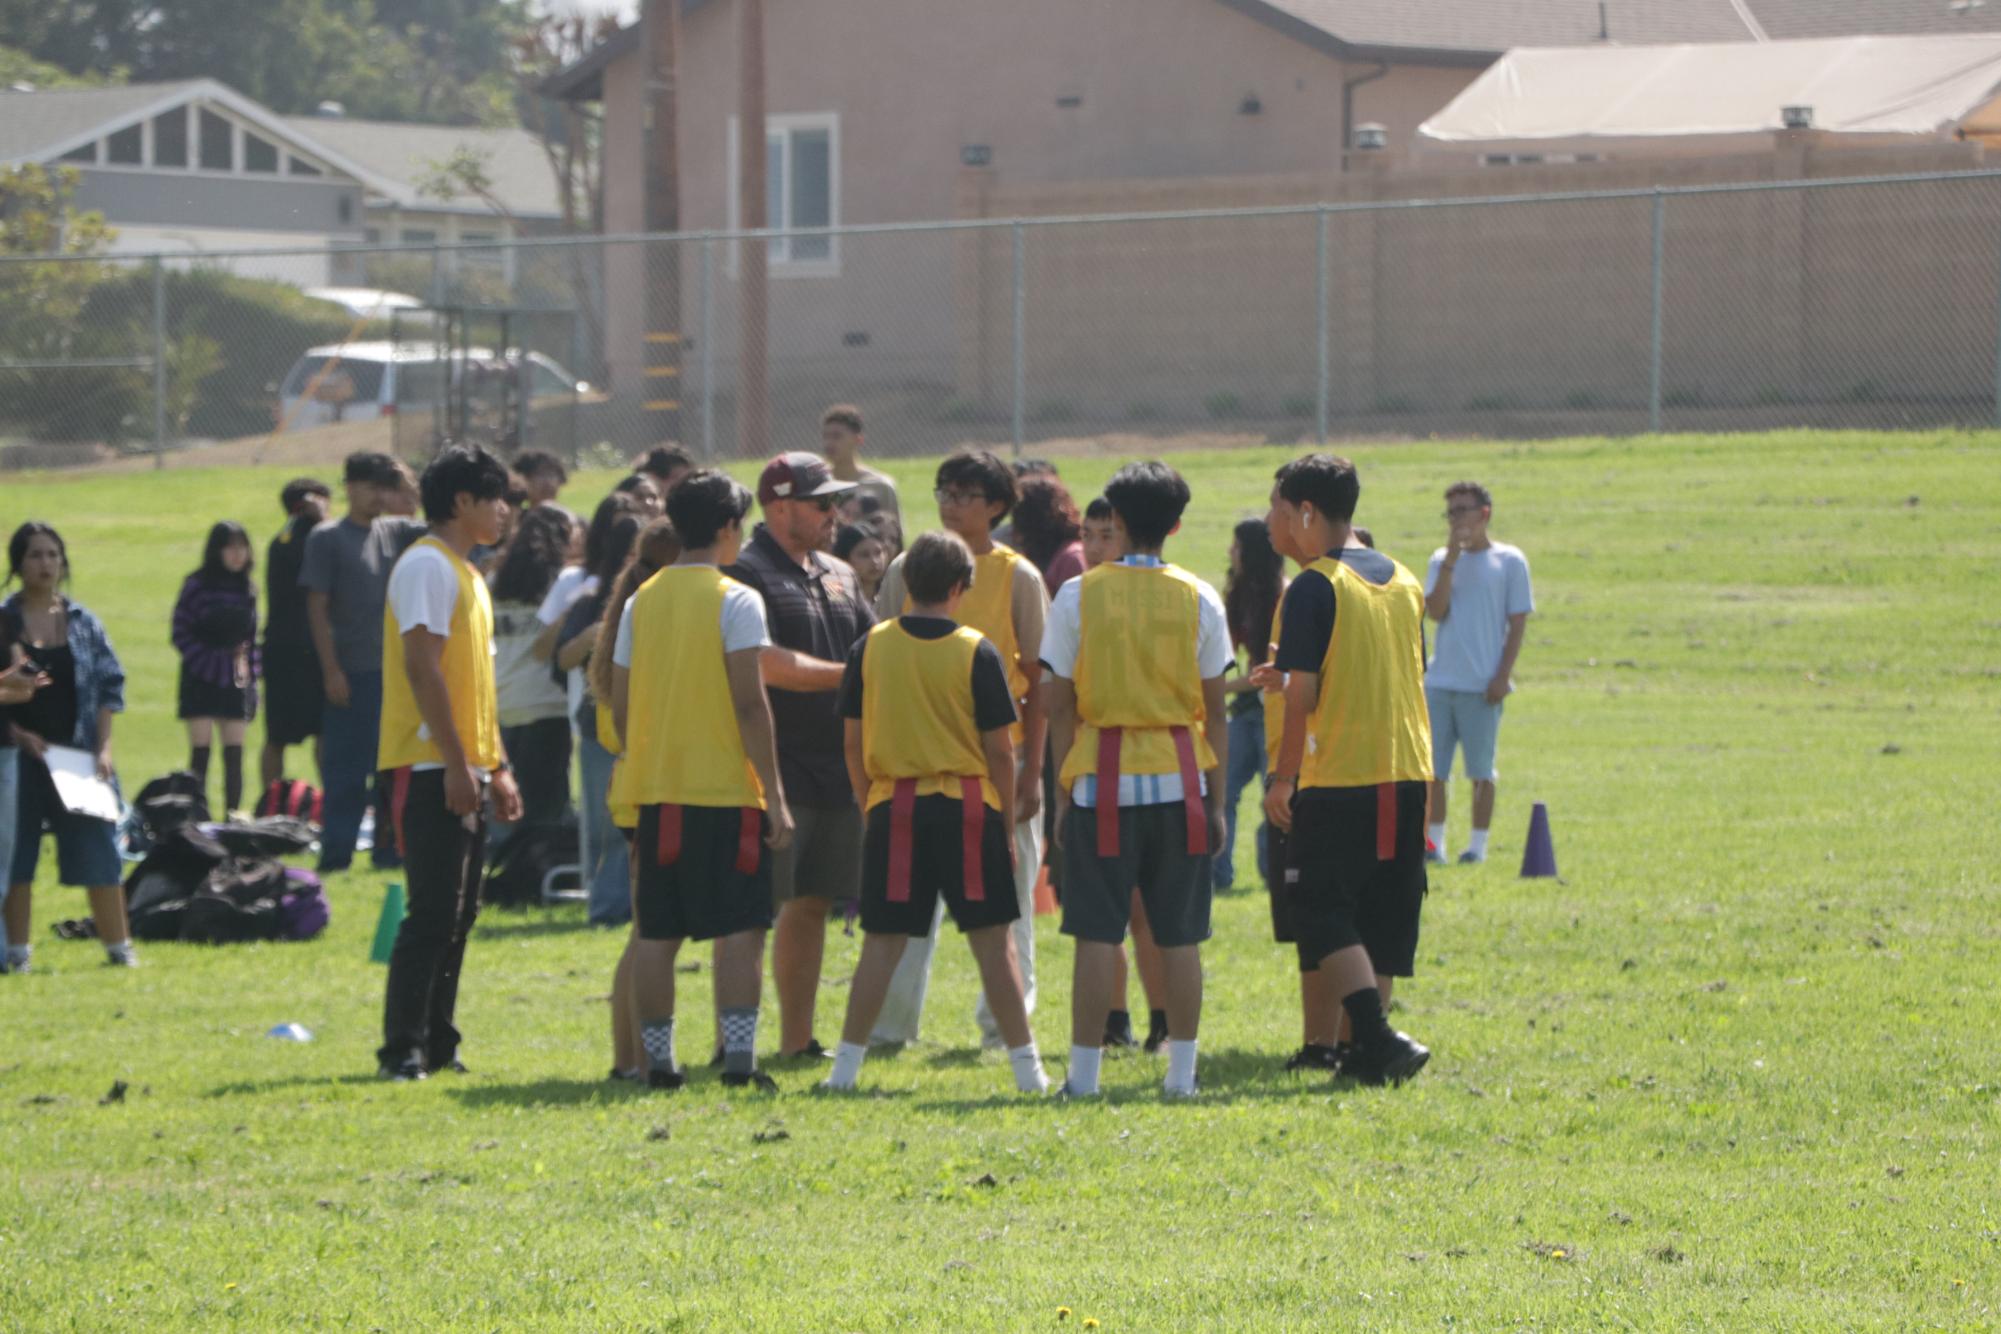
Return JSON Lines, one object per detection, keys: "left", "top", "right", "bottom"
{"left": 10, "top": 758, "right": 124, "bottom": 888}
{"left": 1426, "top": 686, "right": 1503, "bottom": 783}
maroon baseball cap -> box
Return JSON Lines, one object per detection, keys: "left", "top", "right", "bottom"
{"left": 756, "top": 451, "right": 856, "bottom": 506}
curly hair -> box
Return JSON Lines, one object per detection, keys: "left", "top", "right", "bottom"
{"left": 1008, "top": 475, "right": 1082, "bottom": 572}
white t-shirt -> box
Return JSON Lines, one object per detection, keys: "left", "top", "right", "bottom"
{"left": 1423, "top": 541, "right": 1534, "bottom": 693}
{"left": 1040, "top": 555, "right": 1232, "bottom": 807}
{"left": 537, "top": 566, "right": 596, "bottom": 627}
{"left": 613, "top": 567, "right": 771, "bottom": 667}
{"left": 386, "top": 543, "right": 496, "bottom": 773}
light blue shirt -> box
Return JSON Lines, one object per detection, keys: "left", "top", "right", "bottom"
{"left": 1423, "top": 542, "right": 1533, "bottom": 692}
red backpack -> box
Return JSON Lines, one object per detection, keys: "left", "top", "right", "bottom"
{"left": 256, "top": 778, "right": 324, "bottom": 826}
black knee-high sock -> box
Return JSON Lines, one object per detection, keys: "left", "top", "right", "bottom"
{"left": 189, "top": 744, "right": 212, "bottom": 794}
{"left": 222, "top": 744, "right": 244, "bottom": 815}
{"left": 1341, "top": 987, "right": 1393, "bottom": 1050}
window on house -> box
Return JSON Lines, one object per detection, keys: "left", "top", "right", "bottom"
{"left": 199, "top": 109, "right": 233, "bottom": 170}
{"left": 107, "top": 123, "right": 143, "bottom": 165}
{"left": 244, "top": 133, "right": 279, "bottom": 173}
{"left": 60, "top": 142, "right": 98, "bottom": 163}
{"left": 729, "top": 113, "right": 839, "bottom": 271}
{"left": 401, "top": 228, "right": 438, "bottom": 245}
{"left": 153, "top": 109, "right": 188, "bottom": 167}
{"left": 461, "top": 230, "right": 503, "bottom": 268}
{"left": 363, "top": 227, "right": 382, "bottom": 245}
{"left": 288, "top": 156, "right": 323, "bottom": 176}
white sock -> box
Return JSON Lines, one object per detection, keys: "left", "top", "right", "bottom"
{"left": 1009, "top": 1042, "right": 1050, "bottom": 1094}
{"left": 1164, "top": 1038, "right": 1199, "bottom": 1095}
{"left": 1065, "top": 1045, "right": 1102, "bottom": 1096}
{"left": 1427, "top": 822, "right": 1447, "bottom": 852}
{"left": 827, "top": 1040, "right": 867, "bottom": 1089}
{"left": 5, "top": 944, "right": 30, "bottom": 971}
{"left": 1467, "top": 828, "right": 1490, "bottom": 858}
{"left": 104, "top": 940, "right": 137, "bottom": 965}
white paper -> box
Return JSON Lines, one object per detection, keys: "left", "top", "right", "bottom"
{"left": 43, "top": 745, "right": 122, "bottom": 824}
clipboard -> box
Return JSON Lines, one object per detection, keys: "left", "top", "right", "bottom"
{"left": 43, "top": 745, "right": 122, "bottom": 824}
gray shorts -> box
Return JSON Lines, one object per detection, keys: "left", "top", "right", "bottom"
{"left": 1426, "top": 685, "right": 1504, "bottom": 782}
{"left": 770, "top": 802, "right": 864, "bottom": 905}
{"left": 1059, "top": 802, "right": 1212, "bottom": 949}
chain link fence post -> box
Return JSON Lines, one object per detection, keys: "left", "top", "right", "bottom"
{"left": 700, "top": 237, "right": 717, "bottom": 460}
{"left": 1649, "top": 189, "right": 1666, "bottom": 434}
{"left": 1011, "top": 220, "right": 1026, "bottom": 458}
{"left": 1315, "top": 203, "right": 1331, "bottom": 447}
{"left": 151, "top": 255, "right": 167, "bottom": 468}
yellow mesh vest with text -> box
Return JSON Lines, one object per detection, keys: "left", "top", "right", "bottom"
{"left": 378, "top": 537, "right": 501, "bottom": 771}
{"left": 1300, "top": 555, "right": 1434, "bottom": 789}
{"left": 1058, "top": 562, "right": 1219, "bottom": 786}
{"left": 1262, "top": 589, "right": 1287, "bottom": 770}
{"left": 860, "top": 621, "right": 1000, "bottom": 811}
{"left": 909, "top": 543, "right": 1028, "bottom": 745}
{"left": 609, "top": 566, "right": 765, "bottom": 809}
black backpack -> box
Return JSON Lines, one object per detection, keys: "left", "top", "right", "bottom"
{"left": 206, "top": 817, "right": 317, "bottom": 859}
{"left": 483, "top": 821, "right": 580, "bottom": 908}
{"left": 124, "top": 826, "right": 230, "bottom": 940}
{"left": 181, "top": 859, "right": 292, "bottom": 944}
{"left": 130, "top": 771, "right": 211, "bottom": 852}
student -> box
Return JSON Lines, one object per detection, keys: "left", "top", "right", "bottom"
{"left": 0, "top": 600, "right": 48, "bottom": 968}
{"left": 1079, "top": 497, "right": 1121, "bottom": 572}
{"left": 821, "top": 404, "right": 900, "bottom": 525}
{"left": 513, "top": 450, "right": 569, "bottom": 508}
{"left": 2, "top": 523, "right": 137, "bottom": 971}
{"left": 376, "top": 446, "right": 523, "bottom": 1081}
{"left": 1043, "top": 462, "right": 1230, "bottom": 1097}
{"left": 487, "top": 505, "right": 579, "bottom": 829}
{"left": 532, "top": 494, "right": 638, "bottom": 673}
{"left": 301, "top": 452, "right": 426, "bottom": 872}
{"left": 588, "top": 518, "right": 681, "bottom": 1075}
{"left": 832, "top": 516, "right": 896, "bottom": 607}
{"left": 1423, "top": 481, "right": 1534, "bottom": 865}
{"left": 633, "top": 445, "right": 696, "bottom": 495}
{"left": 824, "top": 531, "right": 1049, "bottom": 1094}
{"left": 611, "top": 470, "right": 795, "bottom": 1092}
{"left": 172, "top": 521, "right": 261, "bottom": 817}
{"left": 869, "top": 449, "right": 1049, "bottom": 1050}
{"left": 1215, "top": 519, "right": 1285, "bottom": 892}
{"left": 261, "top": 478, "right": 330, "bottom": 790}
{"left": 723, "top": 453, "right": 873, "bottom": 1060}
{"left": 1011, "top": 475, "right": 1087, "bottom": 597}
{"left": 1247, "top": 493, "right": 1343, "bottom": 1071}
{"left": 1264, "top": 454, "right": 1432, "bottom": 1087}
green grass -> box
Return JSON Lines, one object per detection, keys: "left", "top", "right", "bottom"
{"left": 3, "top": 431, "right": 2000, "bottom": 1328}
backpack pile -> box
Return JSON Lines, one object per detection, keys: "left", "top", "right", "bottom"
{"left": 125, "top": 821, "right": 329, "bottom": 945}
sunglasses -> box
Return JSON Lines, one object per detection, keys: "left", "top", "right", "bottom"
{"left": 792, "top": 495, "right": 837, "bottom": 513}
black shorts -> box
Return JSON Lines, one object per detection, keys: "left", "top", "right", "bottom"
{"left": 1263, "top": 823, "right": 1307, "bottom": 960}
{"left": 1286, "top": 781, "right": 1428, "bottom": 976}
{"left": 1059, "top": 802, "right": 1212, "bottom": 949}
{"left": 262, "top": 646, "right": 323, "bottom": 746}
{"left": 860, "top": 795, "right": 1019, "bottom": 937}
{"left": 178, "top": 665, "right": 255, "bottom": 723}
{"left": 633, "top": 803, "right": 775, "bottom": 943}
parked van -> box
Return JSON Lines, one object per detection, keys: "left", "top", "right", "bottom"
{"left": 275, "top": 342, "right": 589, "bottom": 433}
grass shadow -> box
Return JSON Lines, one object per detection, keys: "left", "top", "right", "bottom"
{"left": 911, "top": 1045, "right": 1417, "bottom": 1111}
{"left": 441, "top": 1077, "right": 643, "bottom": 1109}
{"left": 472, "top": 915, "right": 600, "bottom": 941}
{"left": 206, "top": 1074, "right": 383, "bottom": 1098}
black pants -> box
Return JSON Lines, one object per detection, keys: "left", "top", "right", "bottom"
{"left": 500, "top": 717, "right": 573, "bottom": 826}
{"left": 378, "top": 767, "right": 487, "bottom": 1069}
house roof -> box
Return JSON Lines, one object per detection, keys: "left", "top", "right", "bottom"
{"left": 280, "top": 116, "right": 563, "bottom": 219}
{"left": 1419, "top": 34, "right": 2001, "bottom": 144}
{"left": 0, "top": 78, "right": 404, "bottom": 196}
{"left": 540, "top": 0, "right": 2001, "bottom": 102}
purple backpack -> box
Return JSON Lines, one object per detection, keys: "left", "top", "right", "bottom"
{"left": 277, "top": 868, "right": 330, "bottom": 942}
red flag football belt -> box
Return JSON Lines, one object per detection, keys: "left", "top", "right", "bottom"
{"left": 1093, "top": 727, "right": 1207, "bottom": 859}
{"left": 1376, "top": 782, "right": 1397, "bottom": 862}
{"left": 887, "top": 777, "right": 987, "bottom": 903}
{"left": 655, "top": 804, "right": 762, "bottom": 876}
{"left": 389, "top": 766, "right": 413, "bottom": 861}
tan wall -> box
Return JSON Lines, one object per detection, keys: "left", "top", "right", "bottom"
{"left": 953, "top": 138, "right": 2000, "bottom": 424}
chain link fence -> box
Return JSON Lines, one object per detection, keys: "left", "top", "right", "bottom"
{"left": 5, "top": 167, "right": 2001, "bottom": 472}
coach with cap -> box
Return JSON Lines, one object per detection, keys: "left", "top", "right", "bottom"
{"left": 724, "top": 452, "right": 875, "bottom": 1060}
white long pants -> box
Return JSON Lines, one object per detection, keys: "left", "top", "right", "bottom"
{"left": 868, "top": 812, "right": 1042, "bottom": 1046}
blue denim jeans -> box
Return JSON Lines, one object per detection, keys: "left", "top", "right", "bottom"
{"left": 576, "top": 728, "right": 630, "bottom": 925}
{"left": 1214, "top": 702, "right": 1269, "bottom": 890}
{"left": 0, "top": 748, "right": 17, "bottom": 952}
{"left": 318, "top": 669, "right": 397, "bottom": 871}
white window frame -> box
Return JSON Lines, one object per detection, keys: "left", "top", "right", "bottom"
{"left": 726, "top": 111, "right": 840, "bottom": 278}
{"left": 65, "top": 99, "right": 346, "bottom": 181}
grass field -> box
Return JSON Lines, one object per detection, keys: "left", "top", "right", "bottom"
{"left": 2, "top": 431, "right": 1998, "bottom": 1329}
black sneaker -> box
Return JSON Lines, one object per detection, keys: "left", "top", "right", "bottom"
{"left": 1343, "top": 1031, "right": 1430, "bottom": 1087}
{"left": 433, "top": 1058, "right": 470, "bottom": 1075}
{"left": 1283, "top": 1043, "right": 1345, "bottom": 1073}
{"left": 377, "top": 1058, "right": 426, "bottom": 1082}
{"left": 720, "top": 1069, "right": 779, "bottom": 1093}
{"left": 608, "top": 1067, "right": 642, "bottom": 1083}
{"left": 646, "top": 1067, "right": 686, "bottom": 1091}
{"left": 1142, "top": 1009, "right": 1170, "bottom": 1054}
{"left": 780, "top": 1038, "right": 832, "bottom": 1062}
{"left": 1104, "top": 1010, "right": 1137, "bottom": 1049}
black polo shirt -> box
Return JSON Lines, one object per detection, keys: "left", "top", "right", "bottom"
{"left": 725, "top": 524, "right": 876, "bottom": 808}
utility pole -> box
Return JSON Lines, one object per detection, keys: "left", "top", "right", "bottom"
{"left": 736, "top": 0, "right": 769, "bottom": 458}
{"left": 642, "top": 0, "right": 683, "bottom": 445}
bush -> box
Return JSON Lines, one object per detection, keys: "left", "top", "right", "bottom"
{"left": 1125, "top": 401, "right": 1161, "bottom": 422}
{"left": 1031, "top": 399, "right": 1078, "bottom": 424}
{"left": 1205, "top": 391, "right": 1245, "bottom": 420}
{"left": 1280, "top": 394, "right": 1317, "bottom": 419}
{"left": 1372, "top": 394, "right": 1415, "bottom": 415}
{"left": 75, "top": 268, "right": 388, "bottom": 442}
{"left": 939, "top": 399, "right": 986, "bottom": 424}
{"left": 1565, "top": 390, "right": 1603, "bottom": 410}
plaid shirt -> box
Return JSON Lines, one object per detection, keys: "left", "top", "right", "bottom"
{"left": 724, "top": 524, "right": 875, "bottom": 808}
{"left": 1, "top": 593, "right": 125, "bottom": 751}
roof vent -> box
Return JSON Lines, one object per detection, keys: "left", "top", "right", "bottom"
{"left": 1353, "top": 122, "right": 1388, "bottom": 151}
{"left": 315, "top": 100, "right": 347, "bottom": 118}
{"left": 1781, "top": 105, "right": 1813, "bottom": 130}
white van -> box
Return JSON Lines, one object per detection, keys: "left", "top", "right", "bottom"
{"left": 275, "top": 342, "right": 589, "bottom": 433}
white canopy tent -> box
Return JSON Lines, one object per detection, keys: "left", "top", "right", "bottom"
{"left": 1417, "top": 34, "right": 2001, "bottom": 160}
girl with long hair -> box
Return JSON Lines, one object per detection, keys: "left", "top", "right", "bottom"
{"left": 1009, "top": 475, "right": 1086, "bottom": 595}
{"left": 1217, "top": 517, "right": 1287, "bottom": 892}
{"left": 172, "top": 521, "right": 260, "bottom": 815}
{"left": 488, "top": 505, "right": 579, "bottom": 829}
{"left": 558, "top": 506, "right": 644, "bottom": 925}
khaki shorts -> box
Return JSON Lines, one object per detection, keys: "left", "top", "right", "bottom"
{"left": 770, "top": 802, "right": 865, "bottom": 905}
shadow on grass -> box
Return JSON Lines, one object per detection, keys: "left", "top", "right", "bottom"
{"left": 206, "top": 1074, "right": 384, "bottom": 1098}
{"left": 442, "top": 1077, "right": 643, "bottom": 1109}
{"left": 472, "top": 915, "right": 600, "bottom": 941}
{"left": 911, "top": 1045, "right": 1411, "bottom": 1111}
